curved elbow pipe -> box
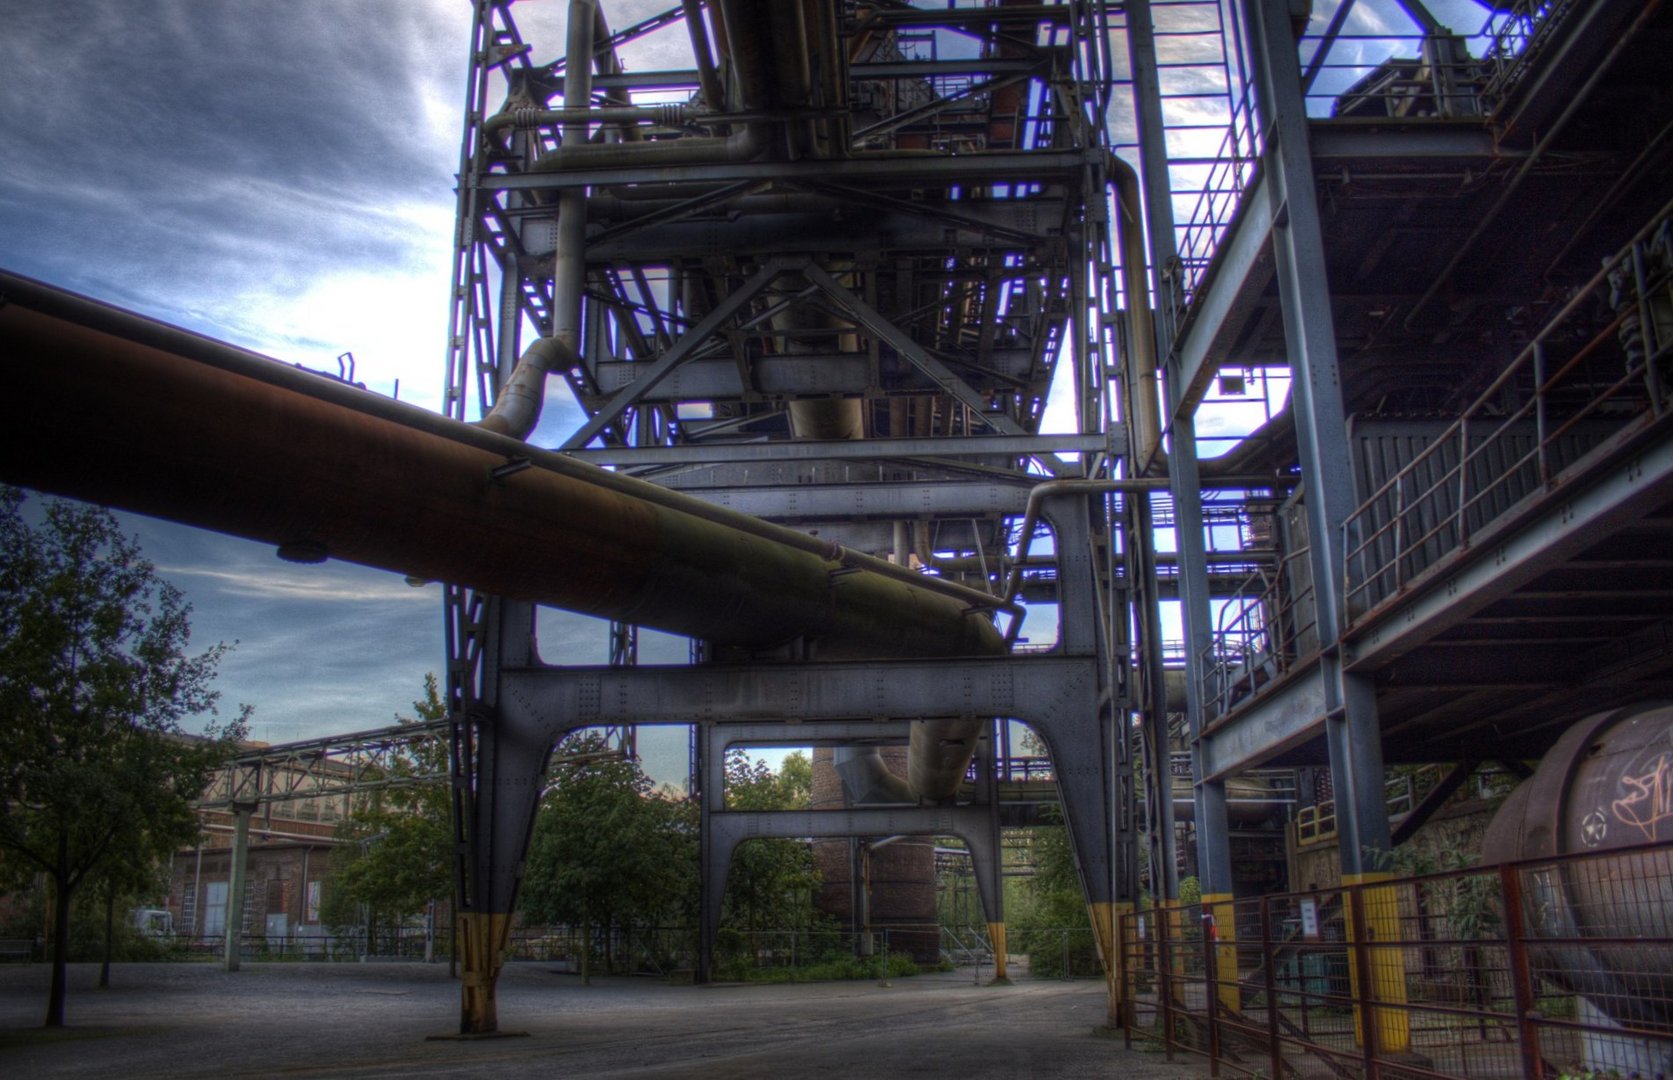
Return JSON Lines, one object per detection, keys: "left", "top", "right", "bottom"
{"left": 834, "top": 747, "right": 917, "bottom": 805}
{"left": 477, "top": 336, "right": 580, "bottom": 439}
{"left": 480, "top": 0, "right": 598, "bottom": 441}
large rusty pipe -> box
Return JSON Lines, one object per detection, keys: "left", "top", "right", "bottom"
{"left": 0, "top": 272, "right": 1003, "bottom": 660}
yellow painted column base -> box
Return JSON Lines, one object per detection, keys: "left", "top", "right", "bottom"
{"left": 1343, "top": 871, "right": 1411, "bottom": 1054}
{"left": 1202, "top": 892, "right": 1240, "bottom": 1015}
{"left": 1088, "top": 901, "right": 1132, "bottom": 1027}
{"left": 986, "top": 922, "right": 1011, "bottom": 984}
{"left": 458, "top": 911, "right": 514, "bottom": 1035}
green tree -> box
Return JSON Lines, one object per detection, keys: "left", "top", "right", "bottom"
{"left": 320, "top": 676, "right": 453, "bottom": 956}
{"left": 520, "top": 733, "right": 696, "bottom": 982}
{"left": 722, "top": 750, "right": 822, "bottom": 934}
{"left": 89, "top": 832, "right": 175, "bottom": 987}
{"left": 0, "top": 488, "right": 246, "bottom": 1026}
{"left": 1014, "top": 808, "right": 1099, "bottom": 977}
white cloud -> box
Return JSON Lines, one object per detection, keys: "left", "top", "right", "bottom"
{"left": 158, "top": 564, "right": 436, "bottom": 604}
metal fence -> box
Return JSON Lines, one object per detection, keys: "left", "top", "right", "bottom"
{"left": 1120, "top": 842, "right": 1673, "bottom": 1078}
{"left": 51, "top": 921, "right": 1059, "bottom": 981}
{"left": 171, "top": 925, "right": 450, "bottom": 962}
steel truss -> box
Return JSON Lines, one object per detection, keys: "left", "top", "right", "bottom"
{"left": 199, "top": 720, "right": 452, "bottom": 811}
{"left": 439, "top": 0, "right": 1142, "bottom": 1035}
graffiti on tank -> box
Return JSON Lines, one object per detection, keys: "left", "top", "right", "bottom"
{"left": 1611, "top": 752, "right": 1673, "bottom": 841}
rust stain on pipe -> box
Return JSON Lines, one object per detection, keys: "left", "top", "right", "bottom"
{"left": 0, "top": 275, "right": 1000, "bottom": 661}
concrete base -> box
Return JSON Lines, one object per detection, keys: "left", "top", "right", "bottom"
{"left": 1579, "top": 997, "right": 1673, "bottom": 1076}
{"left": 424, "top": 1030, "right": 530, "bottom": 1041}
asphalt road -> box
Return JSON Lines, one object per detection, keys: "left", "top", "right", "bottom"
{"left": 0, "top": 961, "right": 1209, "bottom": 1078}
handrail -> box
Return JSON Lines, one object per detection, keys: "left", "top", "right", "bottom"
{"left": 1198, "top": 545, "right": 1317, "bottom": 719}
{"left": 1342, "top": 200, "right": 1673, "bottom": 618}
{"left": 1161, "top": 1, "right": 1566, "bottom": 344}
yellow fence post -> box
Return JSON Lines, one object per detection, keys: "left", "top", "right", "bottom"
{"left": 1343, "top": 872, "right": 1410, "bottom": 1055}
{"left": 1202, "top": 892, "right": 1240, "bottom": 1015}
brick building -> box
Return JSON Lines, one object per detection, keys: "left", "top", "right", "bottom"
{"left": 168, "top": 754, "right": 353, "bottom": 951}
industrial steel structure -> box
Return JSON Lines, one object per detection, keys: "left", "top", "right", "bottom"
{"left": 435, "top": 0, "right": 1149, "bottom": 1030}
{"left": 3, "top": 0, "right": 1672, "bottom": 1067}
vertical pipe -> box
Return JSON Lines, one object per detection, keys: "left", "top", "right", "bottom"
{"left": 300, "top": 847, "right": 311, "bottom": 950}
{"left": 1109, "top": 159, "right": 1161, "bottom": 471}
{"left": 224, "top": 803, "right": 253, "bottom": 972}
{"left": 1158, "top": 899, "right": 1176, "bottom": 1061}
{"left": 553, "top": 0, "right": 596, "bottom": 353}
{"left": 1347, "top": 883, "right": 1380, "bottom": 1074}
{"left": 192, "top": 842, "right": 204, "bottom": 937}
{"left": 682, "top": 0, "right": 727, "bottom": 128}
{"left": 474, "top": 0, "right": 597, "bottom": 439}
{"left": 1202, "top": 899, "right": 1222, "bottom": 1075}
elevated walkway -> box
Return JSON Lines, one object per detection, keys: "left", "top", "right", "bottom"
{"left": 1173, "top": 0, "right": 1673, "bottom": 778}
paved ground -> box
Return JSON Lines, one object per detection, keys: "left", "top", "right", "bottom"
{"left": 0, "top": 961, "right": 1209, "bottom": 1078}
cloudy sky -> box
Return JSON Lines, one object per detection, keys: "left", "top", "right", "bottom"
{"left": 0, "top": 0, "right": 691, "bottom": 761}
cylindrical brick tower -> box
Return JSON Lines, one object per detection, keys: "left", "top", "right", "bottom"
{"left": 810, "top": 746, "right": 939, "bottom": 962}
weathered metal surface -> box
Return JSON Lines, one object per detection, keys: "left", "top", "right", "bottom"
{"left": 0, "top": 273, "right": 1001, "bottom": 661}
{"left": 1484, "top": 702, "right": 1673, "bottom": 1029}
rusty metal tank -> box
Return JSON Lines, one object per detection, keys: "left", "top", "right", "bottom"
{"left": 1481, "top": 701, "right": 1673, "bottom": 1031}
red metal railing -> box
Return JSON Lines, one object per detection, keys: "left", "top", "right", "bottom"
{"left": 1120, "top": 842, "right": 1673, "bottom": 1079}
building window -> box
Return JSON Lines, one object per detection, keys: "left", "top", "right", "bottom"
{"left": 203, "top": 881, "right": 228, "bottom": 937}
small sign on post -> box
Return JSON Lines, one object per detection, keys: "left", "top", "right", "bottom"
{"left": 1299, "top": 898, "right": 1320, "bottom": 940}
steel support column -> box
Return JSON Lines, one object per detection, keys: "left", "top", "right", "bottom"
{"left": 452, "top": 599, "right": 552, "bottom": 1036}
{"left": 1240, "top": 0, "right": 1391, "bottom": 874}
{"left": 975, "top": 722, "right": 1010, "bottom": 983}
{"left": 494, "top": 649, "right": 1129, "bottom": 1003}
{"left": 1127, "top": 0, "right": 1234, "bottom": 900}
{"left": 222, "top": 802, "right": 254, "bottom": 972}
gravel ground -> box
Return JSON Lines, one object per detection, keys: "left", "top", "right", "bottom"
{"left": 0, "top": 961, "right": 1209, "bottom": 1078}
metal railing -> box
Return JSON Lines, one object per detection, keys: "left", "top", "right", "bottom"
{"left": 1475, "top": 0, "right": 1576, "bottom": 111}
{"left": 1297, "top": 765, "right": 1523, "bottom": 846}
{"left": 1343, "top": 204, "right": 1673, "bottom": 618}
{"left": 1296, "top": 773, "right": 1418, "bottom": 847}
{"left": 1199, "top": 545, "right": 1318, "bottom": 719}
{"left": 1161, "top": 1, "right": 1565, "bottom": 345}
{"left": 1121, "top": 841, "right": 1673, "bottom": 1079}
{"left": 171, "top": 925, "right": 450, "bottom": 962}
{"left": 1167, "top": 81, "right": 1263, "bottom": 320}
